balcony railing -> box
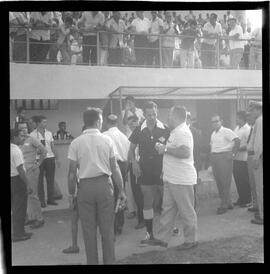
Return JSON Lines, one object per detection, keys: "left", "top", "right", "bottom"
{"left": 9, "top": 26, "right": 262, "bottom": 69}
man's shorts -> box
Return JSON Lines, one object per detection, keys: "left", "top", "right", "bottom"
{"left": 138, "top": 171, "right": 163, "bottom": 186}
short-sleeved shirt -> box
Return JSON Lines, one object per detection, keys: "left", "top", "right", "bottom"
{"left": 233, "top": 123, "right": 250, "bottom": 161}
{"left": 20, "top": 135, "right": 47, "bottom": 169}
{"left": 202, "top": 22, "right": 222, "bottom": 45}
{"left": 11, "top": 143, "right": 24, "bottom": 177}
{"left": 131, "top": 17, "right": 151, "bottom": 33}
{"left": 229, "top": 24, "right": 244, "bottom": 50}
{"left": 180, "top": 28, "right": 201, "bottom": 50}
{"left": 79, "top": 12, "right": 105, "bottom": 36}
{"left": 129, "top": 120, "right": 170, "bottom": 176}
{"left": 107, "top": 18, "right": 126, "bottom": 48}
{"left": 162, "top": 21, "right": 176, "bottom": 48}
{"left": 210, "top": 126, "right": 238, "bottom": 153}
{"left": 163, "top": 123, "right": 197, "bottom": 185}
{"left": 68, "top": 128, "right": 116, "bottom": 179}
{"left": 148, "top": 17, "right": 163, "bottom": 43}
{"left": 30, "top": 129, "right": 55, "bottom": 158}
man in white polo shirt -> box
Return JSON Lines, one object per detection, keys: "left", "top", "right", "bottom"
{"left": 233, "top": 111, "right": 251, "bottom": 208}
{"left": 130, "top": 11, "right": 151, "bottom": 66}
{"left": 210, "top": 115, "right": 240, "bottom": 214}
{"left": 67, "top": 108, "right": 126, "bottom": 264}
{"left": 151, "top": 105, "right": 198, "bottom": 250}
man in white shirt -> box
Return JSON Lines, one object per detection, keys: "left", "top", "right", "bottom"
{"left": 30, "top": 115, "right": 60, "bottom": 207}
{"left": 248, "top": 101, "right": 263, "bottom": 225}
{"left": 67, "top": 108, "right": 126, "bottom": 264}
{"left": 11, "top": 128, "right": 33, "bottom": 242}
{"left": 210, "top": 115, "right": 240, "bottom": 214}
{"left": 233, "top": 111, "right": 251, "bottom": 208}
{"left": 130, "top": 11, "right": 151, "bottom": 66}
{"left": 151, "top": 105, "right": 198, "bottom": 250}
{"left": 201, "top": 13, "right": 222, "bottom": 68}
{"left": 227, "top": 17, "right": 244, "bottom": 69}
{"left": 103, "top": 114, "right": 130, "bottom": 235}
{"left": 249, "top": 27, "right": 262, "bottom": 69}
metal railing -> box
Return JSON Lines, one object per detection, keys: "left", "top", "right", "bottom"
{"left": 9, "top": 26, "right": 262, "bottom": 69}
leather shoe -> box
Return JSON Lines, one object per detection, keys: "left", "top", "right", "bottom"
{"left": 251, "top": 218, "right": 263, "bottom": 225}
{"left": 135, "top": 222, "right": 145, "bottom": 229}
{"left": 177, "top": 241, "right": 198, "bottom": 250}
{"left": 62, "top": 246, "right": 80, "bottom": 254}
{"left": 217, "top": 207, "right": 227, "bottom": 214}
{"left": 30, "top": 219, "right": 45, "bottom": 229}
{"left": 47, "top": 200, "right": 58, "bottom": 206}
{"left": 227, "top": 205, "right": 234, "bottom": 210}
{"left": 41, "top": 202, "right": 47, "bottom": 208}
{"left": 248, "top": 207, "right": 259, "bottom": 212}
{"left": 24, "top": 232, "right": 33, "bottom": 237}
{"left": 12, "top": 234, "right": 31, "bottom": 242}
{"left": 54, "top": 195, "right": 63, "bottom": 200}
{"left": 25, "top": 219, "right": 36, "bottom": 226}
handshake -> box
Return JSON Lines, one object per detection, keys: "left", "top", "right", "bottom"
{"left": 155, "top": 142, "right": 167, "bottom": 155}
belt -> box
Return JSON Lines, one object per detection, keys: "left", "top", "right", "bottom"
{"left": 248, "top": 151, "right": 255, "bottom": 156}
{"left": 80, "top": 174, "right": 109, "bottom": 182}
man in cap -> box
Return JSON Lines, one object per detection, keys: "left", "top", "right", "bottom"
{"left": 248, "top": 101, "right": 263, "bottom": 225}
{"left": 103, "top": 114, "right": 130, "bottom": 235}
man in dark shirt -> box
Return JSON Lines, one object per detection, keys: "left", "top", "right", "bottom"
{"left": 54, "top": 121, "right": 74, "bottom": 141}
{"left": 129, "top": 101, "right": 170, "bottom": 245}
{"left": 179, "top": 20, "right": 201, "bottom": 68}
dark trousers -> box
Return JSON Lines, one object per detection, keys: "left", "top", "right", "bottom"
{"left": 29, "top": 38, "right": 50, "bottom": 63}
{"left": 201, "top": 42, "right": 216, "bottom": 68}
{"left": 11, "top": 176, "right": 27, "bottom": 237}
{"left": 78, "top": 175, "right": 115, "bottom": 265}
{"left": 48, "top": 37, "right": 59, "bottom": 64}
{"left": 112, "top": 161, "right": 127, "bottom": 233}
{"left": 13, "top": 34, "right": 27, "bottom": 62}
{"left": 82, "top": 35, "right": 97, "bottom": 65}
{"left": 147, "top": 39, "right": 160, "bottom": 67}
{"left": 108, "top": 47, "right": 123, "bottom": 66}
{"left": 134, "top": 35, "right": 149, "bottom": 66}
{"left": 38, "top": 157, "right": 56, "bottom": 204}
{"left": 233, "top": 160, "right": 251, "bottom": 205}
{"left": 129, "top": 164, "right": 144, "bottom": 223}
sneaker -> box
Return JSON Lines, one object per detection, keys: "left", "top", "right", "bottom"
{"left": 135, "top": 222, "right": 145, "bottom": 230}
{"left": 176, "top": 241, "right": 198, "bottom": 250}
{"left": 62, "top": 246, "right": 80, "bottom": 254}
{"left": 30, "top": 219, "right": 45, "bottom": 229}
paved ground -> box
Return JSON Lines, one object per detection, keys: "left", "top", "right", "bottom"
{"left": 11, "top": 193, "right": 263, "bottom": 265}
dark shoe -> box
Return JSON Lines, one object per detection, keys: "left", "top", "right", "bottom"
{"left": 251, "top": 218, "right": 263, "bottom": 225}
{"left": 233, "top": 200, "right": 241, "bottom": 206}
{"left": 248, "top": 207, "right": 259, "bottom": 212}
{"left": 47, "top": 200, "right": 58, "bottom": 206}
{"left": 135, "top": 222, "right": 145, "bottom": 230}
{"left": 24, "top": 232, "right": 33, "bottom": 237}
{"left": 227, "top": 205, "right": 234, "bottom": 210}
{"left": 12, "top": 234, "right": 31, "bottom": 242}
{"left": 54, "top": 195, "right": 63, "bottom": 200}
{"left": 25, "top": 219, "right": 36, "bottom": 226}
{"left": 62, "top": 246, "right": 80, "bottom": 254}
{"left": 41, "top": 202, "right": 47, "bottom": 208}
{"left": 239, "top": 203, "right": 250, "bottom": 208}
{"left": 127, "top": 212, "right": 136, "bottom": 219}
{"left": 30, "top": 219, "right": 45, "bottom": 229}
{"left": 177, "top": 241, "right": 198, "bottom": 250}
{"left": 217, "top": 207, "right": 227, "bottom": 215}
{"left": 140, "top": 233, "right": 165, "bottom": 246}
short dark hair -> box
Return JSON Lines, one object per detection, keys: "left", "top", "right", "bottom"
{"left": 64, "top": 15, "right": 73, "bottom": 25}
{"left": 58, "top": 121, "right": 66, "bottom": 127}
{"left": 30, "top": 115, "right": 39, "bottom": 124}
{"left": 125, "top": 95, "right": 135, "bottom": 102}
{"left": 172, "top": 105, "right": 187, "bottom": 121}
{"left": 17, "top": 106, "right": 25, "bottom": 115}
{"left": 237, "top": 111, "right": 247, "bottom": 122}
{"left": 36, "top": 115, "right": 46, "bottom": 124}
{"left": 83, "top": 108, "right": 102, "bottom": 127}
{"left": 10, "top": 128, "right": 22, "bottom": 141}
{"left": 210, "top": 13, "right": 218, "bottom": 20}
{"left": 143, "top": 101, "right": 157, "bottom": 113}
{"left": 127, "top": 115, "right": 139, "bottom": 122}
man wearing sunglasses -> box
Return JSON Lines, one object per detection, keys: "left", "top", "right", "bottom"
{"left": 210, "top": 115, "right": 240, "bottom": 215}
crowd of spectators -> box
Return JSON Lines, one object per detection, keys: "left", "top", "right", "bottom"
{"left": 9, "top": 11, "right": 262, "bottom": 69}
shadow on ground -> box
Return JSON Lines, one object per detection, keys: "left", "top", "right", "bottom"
{"left": 117, "top": 235, "right": 264, "bottom": 264}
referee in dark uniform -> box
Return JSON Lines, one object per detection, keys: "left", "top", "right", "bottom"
{"left": 129, "top": 101, "right": 170, "bottom": 244}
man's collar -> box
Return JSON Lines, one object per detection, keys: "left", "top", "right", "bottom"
{"left": 83, "top": 128, "right": 100, "bottom": 134}
{"left": 172, "top": 121, "right": 186, "bottom": 132}
{"left": 140, "top": 119, "right": 165, "bottom": 131}
{"left": 215, "top": 126, "right": 223, "bottom": 133}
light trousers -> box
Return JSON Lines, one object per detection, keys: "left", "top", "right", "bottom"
{"left": 229, "top": 48, "right": 244, "bottom": 69}
{"left": 157, "top": 182, "right": 198, "bottom": 244}
{"left": 254, "top": 158, "right": 263, "bottom": 219}
{"left": 179, "top": 49, "right": 195, "bottom": 68}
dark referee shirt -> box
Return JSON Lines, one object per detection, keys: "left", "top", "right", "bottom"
{"left": 129, "top": 119, "right": 170, "bottom": 176}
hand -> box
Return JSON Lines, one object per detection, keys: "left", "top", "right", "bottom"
{"left": 118, "top": 190, "right": 127, "bottom": 204}
{"left": 155, "top": 143, "right": 166, "bottom": 155}
{"left": 253, "top": 158, "right": 260, "bottom": 169}
{"left": 132, "top": 161, "right": 141, "bottom": 178}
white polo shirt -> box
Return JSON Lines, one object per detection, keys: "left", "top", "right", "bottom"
{"left": 30, "top": 129, "right": 55, "bottom": 158}
{"left": 163, "top": 122, "right": 197, "bottom": 185}
{"left": 131, "top": 17, "right": 151, "bottom": 33}
{"left": 11, "top": 143, "right": 24, "bottom": 177}
{"left": 103, "top": 127, "right": 130, "bottom": 162}
{"left": 210, "top": 126, "right": 238, "bottom": 153}
{"left": 68, "top": 128, "right": 116, "bottom": 179}
{"left": 229, "top": 24, "right": 244, "bottom": 50}
{"left": 202, "top": 22, "right": 222, "bottom": 45}
{"left": 234, "top": 123, "right": 250, "bottom": 161}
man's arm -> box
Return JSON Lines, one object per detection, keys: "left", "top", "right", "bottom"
{"left": 129, "top": 142, "right": 141, "bottom": 177}
{"left": 156, "top": 143, "right": 191, "bottom": 159}
{"left": 232, "top": 138, "right": 241, "bottom": 155}
{"left": 17, "top": 164, "right": 32, "bottom": 193}
{"left": 67, "top": 160, "right": 77, "bottom": 196}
